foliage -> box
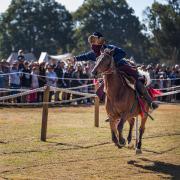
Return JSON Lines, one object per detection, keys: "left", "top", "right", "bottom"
{"left": 0, "top": 0, "right": 74, "bottom": 58}
{"left": 73, "top": 0, "right": 150, "bottom": 63}
{"left": 144, "top": 0, "right": 180, "bottom": 64}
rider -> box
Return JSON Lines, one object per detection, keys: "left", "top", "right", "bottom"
{"left": 74, "top": 32, "right": 158, "bottom": 110}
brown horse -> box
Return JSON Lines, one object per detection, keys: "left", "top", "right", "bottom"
{"left": 92, "top": 49, "right": 149, "bottom": 154}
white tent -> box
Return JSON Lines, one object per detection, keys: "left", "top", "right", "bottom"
{"left": 38, "top": 52, "right": 49, "bottom": 64}
{"left": 38, "top": 52, "right": 72, "bottom": 64}
{"left": 49, "top": 53, "right": 72, "bottom": 61}
{"left": 7, "top": 52, "right": 36, "bottom": 64}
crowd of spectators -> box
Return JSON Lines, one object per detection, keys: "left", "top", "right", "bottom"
{"left": 0, "top": 50, "right": 179, "bottom": 104}
{"left": 141, "top": 63, "right": 180, "bottom": 101}
{"left": 0, "top": 50, "right": 94, "bottom": 104}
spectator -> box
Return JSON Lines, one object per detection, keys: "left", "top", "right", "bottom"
{"left": 71, "top": 64, "right": 85, "bottom": 104}
{"left": 38, "top": 62, "right": 46, "bottom": 102}
{"left": 46, "top": 64, "right": 57, "bottom": 101}
{"left": 54, "top": 61, "right": 64, "bottom": 101}
{"left": 21, "top": 61, "right": 32, "bottom": 102}
{"left": 30, "top": 67, "right": 39, "bottom": 102}
{"left": 0, "top": 63, "right": 5, "bottom": 97}
{"left": 9, "top": 61, "right": 21, "bottom": 103}
{"left": 17, "top": 50, "right": 25, "bottom": 72}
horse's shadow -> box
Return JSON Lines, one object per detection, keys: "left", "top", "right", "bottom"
{"left": 128, "top": 158, "right": 180, "bottom": 180}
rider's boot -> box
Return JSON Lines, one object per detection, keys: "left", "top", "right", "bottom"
{"left": 136, "top": 80, "right": 159, "bottom": 110}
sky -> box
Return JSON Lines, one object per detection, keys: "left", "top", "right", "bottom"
{"left": 0, "top": 0, "right": 166, "bottom": 21}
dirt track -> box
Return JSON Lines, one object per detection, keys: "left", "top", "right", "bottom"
{"left": 0, "top": 105, "right": 180, "bottom": 179}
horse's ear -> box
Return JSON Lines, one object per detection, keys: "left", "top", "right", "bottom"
{"left": 109, "top": 48, "right": 115, "bottom": 56}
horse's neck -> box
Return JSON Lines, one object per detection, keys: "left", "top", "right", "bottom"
{"left": 104, "top": 72, "right": 125, "bottom": 97}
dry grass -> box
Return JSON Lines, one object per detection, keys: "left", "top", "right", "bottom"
{"left": 0, "top": 104, "right": 180, "bottom": 180}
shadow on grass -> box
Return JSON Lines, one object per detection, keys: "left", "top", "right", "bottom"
{"left": 128, "top": 158, "right": 180, "bottom": 180}
{"left": 47, "top": 141, "right": 111, "bottom": 150}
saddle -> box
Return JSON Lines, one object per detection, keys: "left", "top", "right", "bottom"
{"left": 118, "top": 71, "right": 146, "bottom": 91}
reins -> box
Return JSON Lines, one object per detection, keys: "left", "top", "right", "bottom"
{"left": 101, "top": 53, "right": 125, "bottom": 86}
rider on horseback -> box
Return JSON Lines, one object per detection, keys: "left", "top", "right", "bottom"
{"left": 74, "top": 32, "right": 158, "bottom": 110}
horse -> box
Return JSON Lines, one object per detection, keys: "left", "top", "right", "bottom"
{"left": 92, "top": 49, "right": 149, "bottom": 154}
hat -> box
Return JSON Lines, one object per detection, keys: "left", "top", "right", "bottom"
{"left": 88, "top": 32, "right": 105, "bottom": 45}
{"left": 92, "top": 32, "right": 104, "bottom": 38}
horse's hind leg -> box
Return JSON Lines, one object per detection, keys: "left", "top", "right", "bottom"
{"left": 127, "top": 118, "right": 135, "bottom": 146}
{"left": 117, "top": 118, "right": 126, "bottom": 147}
{"left": 136, "top": 117, "right": 147, "bottom": 154}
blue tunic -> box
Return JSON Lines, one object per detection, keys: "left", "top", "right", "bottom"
{"left": 75, "top": 44, "right": 128, "bottom": 66}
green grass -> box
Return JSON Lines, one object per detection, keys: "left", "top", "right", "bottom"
{"left": 0, "top": 105, "right": 180, "bottom": 180}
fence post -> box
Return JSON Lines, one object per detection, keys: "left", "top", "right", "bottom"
{"left": 41, "top": 86, "right": 50, "bottom": 141}
{"left": 94, "top": 96, "right": 99, "bottom": 127}
{"left": 135, "top": 116, "right": 139, "bottom": 148}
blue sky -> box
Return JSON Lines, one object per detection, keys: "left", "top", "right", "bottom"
{"left": 0, "top": 0, "right": 166, "bottom": 21}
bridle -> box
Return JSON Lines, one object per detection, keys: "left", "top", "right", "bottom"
{"left": 99, "top": 52, "right": 125, "bottom": 86}
{"left": 100, "top": 52, "right": 115, "bottom": 75}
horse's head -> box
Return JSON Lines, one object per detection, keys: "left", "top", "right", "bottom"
{"left": 92, "top": 48, "right": 114, "bottom": 76}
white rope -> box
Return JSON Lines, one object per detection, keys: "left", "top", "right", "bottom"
{"left": 0, "top": 87, "right": 45, "bottom": 101}
{"left": 0, "top": 83, "right": 95, "bottom": 92}
{"left": 0, "top": 72, "right": 21, "bottom": 76}
{"left": 0, "top": 96, "right": 95, "bottom": 106}
{"left": 67, "top": 83, "right": 94, "bottom": 90}
{"left": 155, "top": 85, "right": 180, "bottom": 91}
{"left": 156, "top": 90, "right": 180, "bottom": 97}
{"left": 0, "top": 88, "right": 30, "bottom": 92}
{"left": 50, "top": 86, "right": 96, "bottom": 98}
{"left": 23, "top": 72, "right": 95, "bottom": 81}
{"left": 151, "top": 78, "right": 180, "bottom": 81}
{"left": 2, "top": 71, "right": 179, "bottom": 81}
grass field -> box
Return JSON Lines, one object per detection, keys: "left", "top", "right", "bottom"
{"left": 0, "top": 104, "right": 180, "bottom": 180}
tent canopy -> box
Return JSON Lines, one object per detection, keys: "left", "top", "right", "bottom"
{"left": 38, "top": 52, "right": 72, "bottom": 64}
{"left": 7, "top": 52, "right": 36, "bottom": 64}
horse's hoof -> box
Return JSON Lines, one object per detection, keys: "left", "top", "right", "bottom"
{"left": 119, "top": 138, "right": 126, "bottom": 146}
{"left": 127, "top": 143, "right": 134, "bottom": 149}
{"left": 135, "top": 148, "right": 142, "bottom": 154}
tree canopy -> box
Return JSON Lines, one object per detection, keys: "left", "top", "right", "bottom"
{"left": 73, "top": 0, "right": 150, "bottom": 63}
{"left": 0, "top": 0, "right": 179, "bottom": 64}
{"left": 144, "top": 0, "right": 180, "bottom": 64}
{"left": 0, "top": 0, "right": 74, "bottom": 57}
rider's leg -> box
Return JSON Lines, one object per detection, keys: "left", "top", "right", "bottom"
{"left": 136, "top": 80, "right": 159, "bottom": 110}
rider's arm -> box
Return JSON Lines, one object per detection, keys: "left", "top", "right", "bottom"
{"left": 74, "top": 51, "right": 96, "bottom": 62}
{"left": 106, "top": 45, "right": 126, "bottom": 62}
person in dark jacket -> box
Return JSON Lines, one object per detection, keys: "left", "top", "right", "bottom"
{"left": 74, "top": 32, "right": 158, "bottom": 110}
{"left": 38, "top": 62, "right": 46, "bottom": 102}
{"left": 21, "top": 61, "right": 31, "bottom": 88}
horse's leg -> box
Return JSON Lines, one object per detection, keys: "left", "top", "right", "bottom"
{"left": 136, "top": 117, "right": 147, "bottom": 154}
{"left": 117, "top": 118, "right": 126, "bottom": 146}
{"left": 127, "top": 118, "right": 135, "bottom": 146}
{"left": 110, "top": 120, "right": 119, "bottom": 146}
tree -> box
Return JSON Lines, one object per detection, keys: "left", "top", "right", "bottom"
{"left": 73, "top": 0, "right": 150, "bottom": 63}
{"left": 0, "top": 0, "right": 74, "bottom": 58}
{"left": 144, "top": 0, "right": 180, "bottom": 64}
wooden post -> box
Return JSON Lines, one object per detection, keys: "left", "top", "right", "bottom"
{"left": 94, "top": 96, "right": 99, "bottom": 127}
{"left": 135, "top": 116, "right": 139, "bottom": 147}
{"left": 41, "top": 86, "right": 50, "bottom": 141}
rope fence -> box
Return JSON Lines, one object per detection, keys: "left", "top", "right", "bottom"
{"left": 1, "top": 71, "right": 180, "bottom": 81}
